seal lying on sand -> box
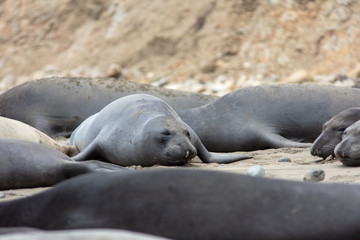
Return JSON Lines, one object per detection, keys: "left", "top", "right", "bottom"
{"left": 70, "top": 94, "right": 251, "bottom": 166}
{"left": 0, "top": 228, "right": 167, "bottom": 240}
{"left": 0, "top": 138, "right": 125, "bottom": 190}
{"left": 311, "top": 108, "right": 360, "bottom": 159}
{"left": 1, "top": 169, "right": 360, "bottom": 240}
{"left": 179, "top": 84, "right": 360, "bottom": 152}
{"left": 334, "top": 120, "right": 360, "bottom": 166}
{"left": 0, "top": 77, "right": 218, "bottom": 138}
{"left": 0, "top": 116, "right": 78, "bottom": 156}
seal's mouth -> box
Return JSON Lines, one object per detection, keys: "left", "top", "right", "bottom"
{"left": 162, "top": 157, "right": 191, "bottom": 166}
{"left": 338, "top": 157, "right": 360, "bottom": 166}
{"left": 311, "top": 144, "right": 336, "bottom": 159}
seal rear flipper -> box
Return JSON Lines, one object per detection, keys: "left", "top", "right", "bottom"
{"left": 202, "top": 151, "right": 253, "bottom": 164}
{"left": 263, "top": 132, "right": 312, "bottom": 148}
{"left": 194, "top": 136, "right": 252, "bottom": 164}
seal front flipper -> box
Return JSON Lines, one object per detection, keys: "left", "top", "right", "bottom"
{"left": 69, "top": 160, "right": 130, "bottom": 174}
{"left": 71, "top": 141, "right": 101, "bottom": 162}
{"left": 193, "top": 133, "right": 252, "bottom": 164}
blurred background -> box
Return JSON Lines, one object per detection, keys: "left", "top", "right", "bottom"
{"left": 0, "top": 0, "right": 359, "bottom": 95}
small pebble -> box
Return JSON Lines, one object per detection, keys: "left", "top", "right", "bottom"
{"left": 246, "top": 165, "right": 265, "bottom": 177}
{"left": 278, "top": 157, "right": 291, "bottom": 162}
{"left": 303, "top": 168, "right": 325, "bottom": 182}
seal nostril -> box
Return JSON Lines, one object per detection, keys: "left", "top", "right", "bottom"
{"left": 185, "top": 150, "right": 190, "bottom": 158}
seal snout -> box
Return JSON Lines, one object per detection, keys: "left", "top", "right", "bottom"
{"left": 310, "top": 147, "right": 329, "bottom": 160}
{"left": 334, "top": 139, "right": 360, "bottom": 166}
{"left": 184, "top": 147, "right": 197, "bottom": 160}
{"left": 165, "top": 141, "right": 197, "bottom": 164}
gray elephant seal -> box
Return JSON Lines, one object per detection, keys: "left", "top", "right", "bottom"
{"left": 70, "top": 94, "right": 251, "bottom": 166}
{"left": 0, "top": 138, "right": 125, "bottom": 190}
{"left": 311, "top": 108, "right": 360, "bottom": 159}
{"left": 1, "top": 169, "right": 360, "bottom": 240}
{"left": 0, "top": 117, "right": 78, "bottom": 156}
{"left": 334, "top": 120, "right": 360, "bottom": 166}
{"left": 0, "top": 229, "right": 168, "bottom": 240}
{"left": 179, "top": 84, "right": 360, "bottom": 152}
{"left": 0, "top": 77, "right": 217, "bottom": 138}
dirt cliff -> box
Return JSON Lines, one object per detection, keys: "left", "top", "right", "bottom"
{"left": 1, "top": 0, "right": 359, "bottom": 94}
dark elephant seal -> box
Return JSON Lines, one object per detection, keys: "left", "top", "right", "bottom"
{"left": 0, "top": 138, "right": 125, "bottom": 190}
{"left": 0, "top": 77, "right": 218, "bottom": 138}
{"left": 179, "top": 84, "right": 360, "bottom": 152}
{"left": 1, "top": 169, "right": 360, "bottom": 240}
{"left": 311, "top": 108, "right": 360, "bottom": 159}
{"left": 0, "top": 116, "right": 78, "bottom": 156}
{"left": 70, "top": 94, "right": 251, "bottom": 166}
{"left": 334, "top": 120, "right": 360, "bottom": 166}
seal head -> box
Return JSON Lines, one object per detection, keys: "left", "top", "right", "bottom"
{"left": 139, "top": 116, "right": 197, "bottom": 166}
{"left": 311, "top": 108, "right": 360, "bottom": 159}
{"left": 334, "top": 120, "right": 360, "bottom": 166}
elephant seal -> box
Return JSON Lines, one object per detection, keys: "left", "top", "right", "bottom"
{"left": 0, "top": 228, "right": 168, "bottom": 240}
{"left": 311, "top": 108, "right": 360, "bottom": 159}
{"left": 0, "top": 116, "right": 78, "bottom": 156}
{"left": 70, "top": 94, "right": 251, "bottom": 166}
{"left": 0, "top": 77, "right": 218, "bottom": 138}
{"left": 179, "top": 84, "right": 360, "bottom": 152}
{"left": 334, "top": 120, "right": 360, "bottom": 166}
{"left": 1, "top": 169, "right": 360, "bottom": 240}
{"left": 0, "top": 138, "right": 125, "bottom": 190}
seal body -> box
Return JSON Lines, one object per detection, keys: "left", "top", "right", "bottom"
{"left": 0, "top": 77, "right": 217, "bottom": 138}
{"left": 1, "top": 169, "right": 360, "bottom": 240}
{"left": 70, "top": 94, "right": 251, "bottom": 166}
{"left": 311, "top": 108, "right": 360, "bottom": 159}
{"left": 0, "top": 116, "right": 78, "bottom": 156}
{"left": 0, "top": 229, "right": 168, "bottom": 240}
{"left": 179, "top": 84, "right": 360, "bottom": 152}
{"left": 334, "top": 120, "right": 360, "bottom": 166}
{"left": 0, "top": 138, "right": 125, "bottom": 190}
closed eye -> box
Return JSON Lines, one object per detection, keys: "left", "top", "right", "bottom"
{"left": 185, "top": 130, "right": 190, "bottom": 138}
{"left": 161, "top": 129, "right": 172, "bottom": 136}
{"left": 338, "top": 128, "right": 347, "bottom": 132}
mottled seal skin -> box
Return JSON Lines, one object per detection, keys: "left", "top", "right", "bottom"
{"left": 0, "top": 138, "right": 125, "bottom": 190}
{"left": 0, "top": 77, "right": 217, "bottom": 138}
{"left": 70, "top": 94, "right": 251, "bottom": 166}
{"left": 311, "top": 108, "right": 360, "bottom": 159}
{"left": 1, "top": 169, "right": 360, "bottom": 240}
{"left": 0, "top": 116, "right": 78, "bottom": 156}
{"left": 334, "top": 120, "right": 360, "bottom": 166}
{"left": 179, "top": 84, "right": 360, "bottom": 152}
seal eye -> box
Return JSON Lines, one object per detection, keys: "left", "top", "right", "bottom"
{"left": 338, "top": 127, "right": 347, "bottom": 132}
{"left": 160, "top": 129, "right": 172, "bottom": 144}
{"left": 185, "top": 130, "right": 190, "bottom": 138}
{"left": 161, "top": 129, "right": 172, "bottom": 136}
